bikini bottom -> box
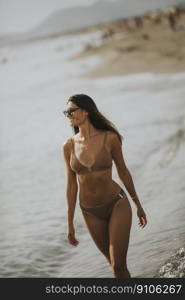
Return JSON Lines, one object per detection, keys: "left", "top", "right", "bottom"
{"left": 80, "top": 188, "right": 127, "bottom": 221}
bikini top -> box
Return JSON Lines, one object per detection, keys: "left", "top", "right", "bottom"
{"left": 70, "top": 131, "right": 113, "bottom": 174}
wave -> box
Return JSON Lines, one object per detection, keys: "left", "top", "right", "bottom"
{"left": 155, "top": 246, "right": 185, "bottom": 278}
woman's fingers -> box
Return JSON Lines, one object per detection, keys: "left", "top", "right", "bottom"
{"left": 137, "top": 206, "right": 147, "bottom": 228}
{"left": 138, "top": 215, "right": 147, "bottom": 228}
{"left": 68, "top": 233, "right": 79, "bottom": 246}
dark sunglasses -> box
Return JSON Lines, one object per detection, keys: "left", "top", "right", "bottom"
{"left": 63, "top": 107, "right": 80, "bottom": 117}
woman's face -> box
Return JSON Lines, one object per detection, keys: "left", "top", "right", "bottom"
{"left": 65, "top": 101, "right": 88, "bottom": 127}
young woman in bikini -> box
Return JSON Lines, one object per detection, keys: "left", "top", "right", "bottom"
{"left": 62, "top": 94, "right": 147, "bottom": 278}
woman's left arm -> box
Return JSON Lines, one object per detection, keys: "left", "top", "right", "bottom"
{"left": 109, "top": 132, "right": 147, "bottom": 227}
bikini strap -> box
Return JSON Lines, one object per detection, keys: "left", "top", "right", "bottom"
{"left": 70, "top": 137, "right": 75, "bottom": 153}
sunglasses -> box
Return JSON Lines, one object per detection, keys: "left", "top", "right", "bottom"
{"left": 63, "top": 107, "right": 80, "bottom": 117}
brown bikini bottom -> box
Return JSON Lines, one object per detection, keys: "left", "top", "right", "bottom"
{"left": 80, "top": 188, "right": 127, "bottom": 221}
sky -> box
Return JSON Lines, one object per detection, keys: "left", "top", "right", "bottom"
{"left": 0, "top": 0, "right": 99, "bottom": 35}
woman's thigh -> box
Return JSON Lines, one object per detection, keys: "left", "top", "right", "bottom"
{"left": 108, "top": 195, "right": 132, "bottom": 266}
{"left": 81, "top": 210, "right": 110, "bottom": 262}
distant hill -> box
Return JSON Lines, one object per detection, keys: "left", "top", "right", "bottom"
{"left": 31, "top": 0, "right": 184, "bottom": 36}
{"left": 0, "top": 0, "right": 184, "bottom": 46}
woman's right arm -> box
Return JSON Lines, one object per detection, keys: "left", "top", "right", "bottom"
{"left": 62, "top": 138, "right": 79, "bottom": 246}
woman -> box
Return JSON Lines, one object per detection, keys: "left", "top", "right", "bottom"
{"left": 62, "top": 94, "right": 147, "bottom": 278}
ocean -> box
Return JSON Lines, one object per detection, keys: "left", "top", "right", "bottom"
{"left": 0, "top": 30, "right": 185, "bottom": 278}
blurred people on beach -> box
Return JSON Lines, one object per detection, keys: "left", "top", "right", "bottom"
{"left": 83, "top": 5, "right": 185, "bottom": 51}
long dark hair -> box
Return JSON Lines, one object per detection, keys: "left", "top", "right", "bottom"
{"left": 67, "top": 94, "right": 123, "bottom": 144}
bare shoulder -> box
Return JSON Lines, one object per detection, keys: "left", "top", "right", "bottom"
{"left": 107, "top": 130, "right": 117, "bottom": 138}
{"left": 63, "top": 137, "right": 72, "bottom": 147}
{"left": 62, "top": 137, "right": 73, "bottom": 155}
{"left": 106, "top": 130, "right": 121, "bottom": 145}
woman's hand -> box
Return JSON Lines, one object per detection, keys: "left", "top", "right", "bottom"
{"left": 68, "top": 224, "right": 79, "bottom": 246}
{"left": 137, "top": 205, "right": 147, "bottom": 228}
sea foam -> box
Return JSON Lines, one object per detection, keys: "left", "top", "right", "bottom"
{"left": 155, "top": 247, "right": 185, "bottom": 278}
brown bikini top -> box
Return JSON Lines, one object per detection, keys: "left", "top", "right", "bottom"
{"left": 70, "top": 131, "right": 113, "bottom": 174}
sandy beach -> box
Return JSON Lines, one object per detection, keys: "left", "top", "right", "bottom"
{"left": 70, "top": 9, "right": 185, "bottom": 77}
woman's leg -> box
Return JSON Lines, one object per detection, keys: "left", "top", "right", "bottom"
{"left": 81, "top": 210, "right": 111, "bottom": 264}
{"left": 108, "top": 194, "right": 132, "bottom": 278}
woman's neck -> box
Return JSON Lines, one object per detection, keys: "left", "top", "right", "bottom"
{"left": 78, "top": 119, "right": 101, "bottom": 140}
